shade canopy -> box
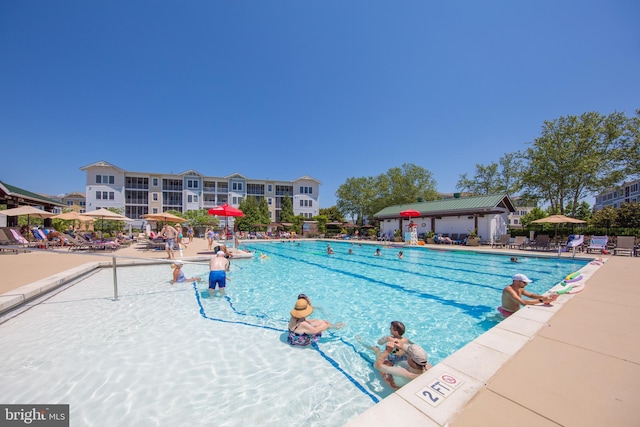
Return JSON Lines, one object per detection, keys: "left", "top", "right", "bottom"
{"left": 399, "top": 209, "right": 421, "bottom": 218}
{"left": 142, "top": 212, "right": 186, "bottom": 223}
{"left": 208, "top": 204, "right": 245, "bottom": 217}
{"left": 84, "top": 208, "right": 132, "bottom": 221}
{"left": 52, "top": 211, "right": 94, "bottom": 222}
{"left": 531, "top": 215, "right": 586, "bottom": 224}
{"left": 0, "top": 206, "right": 55, "bottom": 219}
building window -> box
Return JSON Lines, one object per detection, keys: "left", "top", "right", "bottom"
{"left": 187, "top": 179, "right": 199, "bottom": 189}
{"left": 267, "top": 184, "right": 272, "bottom": 192}
{"left": 268, "top": 198, "right": 272, "bottom": 205}
{"left": 193, "top": 195, "right": 198, "bottom": 202}
{"left": 80, "top": 201, "right": 85, "bottom": 206}
{"left": 152, "top": 178, "right": 159, "bottom": 187}
{"left": 152, "top": 208, "right": 158, "bottom": 214}
{"left": 96, "top": 175, "right": 115, "bottom": 184}
{"left": 96, "top": 191, "right": 101, "bottom": 200}
{"left": 66, "top": 201, "right": 74, "bottom": 206}
{"left": 152, "top": 193, "right": 158, "bottom": 202}
{"left": 300, "top": 200, "right": 304, "bottom": 207}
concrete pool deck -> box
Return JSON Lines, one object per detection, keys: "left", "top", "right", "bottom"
{"left": 1, "top": 239, "right": 638, "bottom": 426}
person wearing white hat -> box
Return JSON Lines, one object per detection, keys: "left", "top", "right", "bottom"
{"left": 171, "top": 260, "right": 202, "bottom": 284}
{"left": 374, "top": 339, "right": 431, "bottom": 389}
{"left": 500, "top": 273, "right": 557, "bottom": 317}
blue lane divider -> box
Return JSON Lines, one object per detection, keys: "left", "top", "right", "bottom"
{"left": 192, "top": 283, "right": 380, "bottom": 404}
{"left": 244, "top": 246, "right": 493, "bottom": 317}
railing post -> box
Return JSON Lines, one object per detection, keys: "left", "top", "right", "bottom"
{"left": 112, "top": 256, "right": 119, "bottom": 301}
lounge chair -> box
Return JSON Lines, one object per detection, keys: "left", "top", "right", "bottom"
{"left": 492, "top": 234, "right": 511, "bottom": 248}
{"left": 509, "top": 235, "right": 528, "bottom": 249}
{"left": 566, "top": 234, "right": 584, "bottom": 251}
{"left": 530, "top": 234, "right": 552, "bottom": 251}
{"left": 613, "top": 236, "right": 636, "bottom": 256}
{"left": 585, "top": 235, "right": 608, "bottom": 254}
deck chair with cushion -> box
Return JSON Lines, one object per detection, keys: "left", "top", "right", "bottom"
{"left": 509, "top": 235, "right": 528, "bottom": 250}
{"left": 530, "top": 234, "right": 552, "bottom": 251}
{"left": 492, "top": 234, "right": 511, "bottom": 248}
{"left": 585, "top": 235, "right": 608, "bottom": 254}
{"left": 613, "top": 236, "right": 636, "bottom": 256}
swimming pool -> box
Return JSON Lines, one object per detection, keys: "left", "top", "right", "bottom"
{"left": 0, "top": 241, "right": 588, "bottom": 426}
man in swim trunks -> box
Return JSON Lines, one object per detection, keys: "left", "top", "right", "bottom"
{"left": 500, "top": 273, "right": 557, "bottom": 316}
{"left": 159, "top": 223, "right": 179, "bottom": 259}
{"left": 209, "top": 250, "right": 230, "bottom": 296}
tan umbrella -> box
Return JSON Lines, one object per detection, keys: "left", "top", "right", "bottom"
{"left": 52, "top": 211, "right": 94, "bottom": 222}
{"left": 142, "top": 212, "right": 186, "bottom": 223}
{"left": 84, "top": 208, "right": 132, "bottom": 221}
{"left": 531, "top": 215, "right": 586, "bottom": 254}
{"left": 1, "top": 205, "right": 55, "bottom": 219}
{"left": 531, "top": 215, "right": 586, "bottom": 224}
{"left": 0, "top": 205, "right": 55, "bottom": 230}
{"left": 84, "top": 208, "right": 132, "bottom": 233}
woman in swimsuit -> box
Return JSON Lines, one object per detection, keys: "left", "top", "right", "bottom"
{"left": 287, "top": 294, "right": 344, "bottom": 346}
{"left": 171, "top": 261, "right": 202, "bottom": 284}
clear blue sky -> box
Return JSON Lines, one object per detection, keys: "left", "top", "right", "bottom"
{"left": 1, "top": 1, "right": 638, "bottom": 208}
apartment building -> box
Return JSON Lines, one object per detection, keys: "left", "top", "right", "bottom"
{"left": 80, "top": 161, "right": 321, "bottom": 227}
{"left": 594, "top": 179, "right": 640, "bottom": 210}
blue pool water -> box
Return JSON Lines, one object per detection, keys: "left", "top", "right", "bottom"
{"left": 0, "top": 241, "right": 589, "bottom": 426}
{"left": 217, "top": 241, "right": 587, "bottom": 391}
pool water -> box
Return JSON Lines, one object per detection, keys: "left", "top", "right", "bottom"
{"left": 0, "top": 241, "right": 587, "bottom": 426}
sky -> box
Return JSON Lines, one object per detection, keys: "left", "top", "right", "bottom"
{"left": 1, "top": 0, "right": 639, "bottom": 208}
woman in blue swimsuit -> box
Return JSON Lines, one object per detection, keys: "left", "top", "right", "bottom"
{"left": 171, "top": 261, "right": 202, "bottom": 284}
{"left": 287, "top": 294, "right": 344, "bottom": 346}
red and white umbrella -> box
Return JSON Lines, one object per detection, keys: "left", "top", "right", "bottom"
{"left": 399, "top": 209, "right": 421, "bottom": 218}
{"left": 208, "top": 204, "right": 245, "bottom": 244}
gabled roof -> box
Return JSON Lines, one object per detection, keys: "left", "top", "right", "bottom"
{"left": 179, "top": 170, "right": 205, "bottom": 177}
{"left": 374, "top": 194, "right": 516, "bottom": 219}
{"left": 79, "top": 160, "right": 126, "bottom": 172}
{"left": 293, "top": 175, "right": 322, "bottom": 184}
{"left": 225, "top": 173, "right": 249, "bottom": 180}
{"left": 0, "top": 181, "right": 66, "bottom": 207}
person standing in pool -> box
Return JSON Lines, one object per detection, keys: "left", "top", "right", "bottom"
{"left": 287, "top": 295, "right": 344, "bottom": 346}
{"left": 209, "top": 250, "right": 230, "bottom": 297}
{"left": 500, "top": 273, "right": 557, "bottom": 316}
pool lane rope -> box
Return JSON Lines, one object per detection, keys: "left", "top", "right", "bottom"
{"left": 191, "top": 282, "right": 380, "bottom": 403}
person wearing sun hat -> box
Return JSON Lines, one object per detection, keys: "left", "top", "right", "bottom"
{"left": 374, "top": 338, "right": 431, "bottom": 389}
{"left": 287, "top": 294, "right": 345, "bottom": 346}
{"left": 500, "top": 273, "right": 557, "bottom": 317}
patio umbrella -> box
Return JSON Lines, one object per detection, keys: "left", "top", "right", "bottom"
{"left": 52, "top": 211, "right": 94, "bottom": 222}
{"left": 142, "top": 212, "right": 186, "bottom": 223}
{"left": 52, "top": 211, "right": 94, "bottom": 231}
{"left": 531, "top": 215, "right": 586, "bottom": 255}
{"left": 84, "top": 208, "right": 132, "bottom": 234}
{"left": 531, "top": 215, "right": 586, "bottom": 225}
{"left": 0, "top": 205, "right": 55, "bottom": 230}
{"left": 399, "top": 209, "right": 421, "bottom": 218}
{"left": 208, "top": 204, "right": 245, "bottom": 246}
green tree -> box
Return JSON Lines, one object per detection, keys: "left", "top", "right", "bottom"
{"left": 375, "top": 163, "right": 438, "bottom": 208}
{"left": 279, "top": 193, "right": 294, "bottom": 223}
{"left": 519, "top": 207, "right": 547, "bottom": 228}
{"left": 182, "top": 208, "right": 219, "bottom": 228}
{"left": 336, "top": 176, "right": 376, "bottom": 224}
{"left": 521, "top": 111, "right": 629, "bottom": 216}
{"left": 236, "top": 197, "right": 270, "bottom": 231}
{"left": 456, "top": 153, "right": 523, "bottom": 195}
{"left": 617, "top": 202, "right": 640, "bottom": 228}
{"left": 589, "top": 206, "right": 618, "bottom": 229}
{"left": 319, "top": 207, "right": 343, "bottom": 223}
